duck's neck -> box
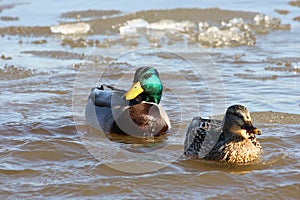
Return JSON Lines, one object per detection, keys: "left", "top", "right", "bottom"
{"left": 142, "top": 92, "right": 161, "bottom": 104}
{"left": 128, "top": 92, "right": 161, "bottom": 106}
{"left": 222, "top": 130, "right": 245, "bottom": 142}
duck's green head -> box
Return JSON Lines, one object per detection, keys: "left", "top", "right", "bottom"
{"left": 124, "top": 67, "right": 163, "bottom": 104}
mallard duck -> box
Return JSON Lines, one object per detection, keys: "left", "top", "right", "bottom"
{"left": 184, "top": 105, "right": 262, "bottom": 163}
{"left": 85, "top": 67, "right": 171, "bottom": 137}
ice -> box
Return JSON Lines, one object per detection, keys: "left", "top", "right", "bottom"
{"left": 119, "top": 19, "right": 149, "bottom": 35}
{"left": 252, "top": 14, "right": 282, "bottom": 31}
{"left": 197, "top": 18, "right": 255, "bottom": 47}
{"left": 117, "top": 13, "right": 287, "bottom": 48}
{"left": 148, "top": 20, "right": 196, "bottom": 32}
{"left": 50, "top": 22, "right": 90, "bottom": 34}
{"left": 119, "top": 19, "right": 196, "bottom": 36}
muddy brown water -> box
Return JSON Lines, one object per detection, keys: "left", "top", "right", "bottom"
{"left": 1, "top": 1, "right": 300, "bottom": 199}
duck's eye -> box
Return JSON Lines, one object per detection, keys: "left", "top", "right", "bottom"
{"left": 227, "top": 110, "right": 245, "bottom": 119}
{"left": 144, "top": 73, "right": 152, "bottom": 79}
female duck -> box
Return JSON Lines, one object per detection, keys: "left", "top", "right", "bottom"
{"left": 85, "top": 67, "right": 170, "bottom": 137}
{"left": 184, "top": 105, "right": 262, "bottom": 163}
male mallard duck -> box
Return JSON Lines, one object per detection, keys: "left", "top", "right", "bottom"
{"left": 85, "top": 67, "right": 170, "bottom": 137}
{"left": 184, "top": 105, "right": 262, "bottom": 163}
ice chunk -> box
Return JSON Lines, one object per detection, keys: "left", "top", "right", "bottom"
{"left": 197, "top": 18, "right": 255, "bottom": 47}
{"left": 149, "top": 20, "right": 195, "bottom": 32}
{"left": 119, "top": 19, "right": 149, "bottom": 35}
{"left": 50, "top": 22, "right": 90, "bottom": 34}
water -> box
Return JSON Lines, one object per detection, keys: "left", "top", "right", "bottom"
{"left": 1, "top": 0, "right": 300, "bottom": 199}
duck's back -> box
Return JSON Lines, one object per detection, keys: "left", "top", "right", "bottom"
{"left": 184, "top": 117, "right": 223, "bottom": 157}
{"left": 85, "top": 86, "right": 126, "bottom": 132}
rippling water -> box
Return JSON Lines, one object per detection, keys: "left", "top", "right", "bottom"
{"left": 1, "top": 0, "right": 300, "bottom": 199}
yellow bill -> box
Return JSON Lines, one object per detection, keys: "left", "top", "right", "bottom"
{"left": 124, "top": 81, "right": 144, "bottom": 100}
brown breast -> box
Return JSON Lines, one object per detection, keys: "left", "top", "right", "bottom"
{"left": 111, "top": 103, "right": 169, "bottom": 137}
